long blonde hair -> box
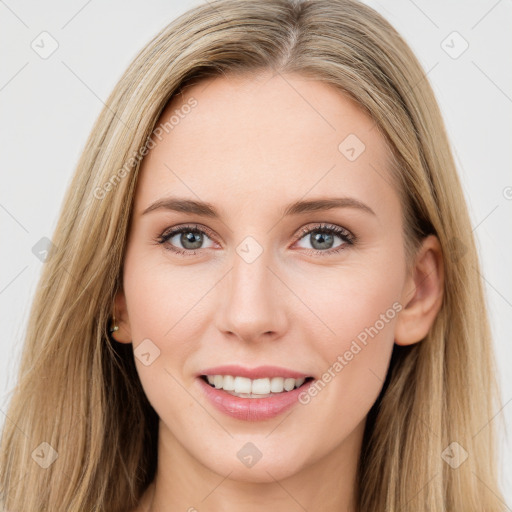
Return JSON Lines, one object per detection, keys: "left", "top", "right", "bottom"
{"left": 0, "top": 0, "right": 505, "bottom": 510}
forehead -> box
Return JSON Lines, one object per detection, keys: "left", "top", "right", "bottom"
{"left": 135, "top": 71, "right": 398, "bottom": 221}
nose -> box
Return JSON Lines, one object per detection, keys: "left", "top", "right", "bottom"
{"left": 215, "top": 246, "right": 288, "bottom": 344}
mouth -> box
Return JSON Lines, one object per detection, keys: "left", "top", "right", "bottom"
{"left": 200, "top": 374, "right": 315, "bottom": 399}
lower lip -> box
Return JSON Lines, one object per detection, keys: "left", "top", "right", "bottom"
{"left": 197, "top": 377, "right": 314, "bottom": 421}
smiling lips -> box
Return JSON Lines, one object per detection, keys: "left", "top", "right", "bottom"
{"left": 197, "top": 365, "right": 315, "bottom": 421}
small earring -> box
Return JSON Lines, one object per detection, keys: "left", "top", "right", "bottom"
{"left": 109, "top": 314, "right": 119, "bottom": 334}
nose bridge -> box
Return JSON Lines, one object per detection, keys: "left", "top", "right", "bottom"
{"left": 216, "top": 238, "right": 286, "bottom": 342}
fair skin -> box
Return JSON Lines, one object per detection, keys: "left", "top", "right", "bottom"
{"left": 112, "top": 71, "right": 444, "bottom": 512}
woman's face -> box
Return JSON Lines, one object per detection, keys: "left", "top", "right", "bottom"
{"left": 118, "top": 71, "right": 412, "bottom": 482}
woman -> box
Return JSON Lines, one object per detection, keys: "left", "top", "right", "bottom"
{"left": 0, "top": 0, "right": 506, "bottom": 510}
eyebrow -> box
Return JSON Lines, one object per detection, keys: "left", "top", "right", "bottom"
{"left": 141, "top": 196, "right": 376, "bottom": 218}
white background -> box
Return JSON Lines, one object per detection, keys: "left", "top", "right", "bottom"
{"left": 1, "top": 0, "right": 511, "bottom": 506}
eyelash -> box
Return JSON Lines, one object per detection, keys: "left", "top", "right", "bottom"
{"left": 155, "top": 222, "right": 356, "bottom": 257}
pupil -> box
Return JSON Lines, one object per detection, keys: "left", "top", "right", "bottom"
{"left": 311, "top": 232, "right": 333, "bottom": 250}
{"left": 182, "top": 231, "right": 202, "bottom": 249}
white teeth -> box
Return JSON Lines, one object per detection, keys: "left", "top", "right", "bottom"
{"left": 222, "top": 375, "right": 235, "bottom": 391}
{"left": 203, "top": 375, "right": 309, "bottom": 395}
{"left": 270, "top": 377, "right": 284, "bottom": 393}
{"left": 252, "top": 378, "right": 270, "bottom": 395}
{"left": 234, "top": 376, "right": 252, "bottom": 394}
{"left": 284, "top": 378, "right": 296, "bottom": 391}
{"left": 213, "top": 375, "right": 223, "bottom": 389}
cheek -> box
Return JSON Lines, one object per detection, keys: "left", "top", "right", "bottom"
{"left": 292, "top": 247, "right": 404, "bottom": 434}
{"left": 321, "top": 270, "right": 402, "bottom": 361}
{"left": 122, "top": 266, "right": 203, "bottom": 442}
{"left": 295, "top": 244, "right": 404, "bottom": 349}
{"left": 123, "top": 247, "right": 210, "bottom": 342}
{"left": 121, "top": 249, "right": 200, "bottom": 406}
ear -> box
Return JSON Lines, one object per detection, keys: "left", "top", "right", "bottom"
{"left": 110, "top": 287, "right": 132, "bottom": 344}
{"left": 395, "top": 234, "right": 444, "bottom": 346}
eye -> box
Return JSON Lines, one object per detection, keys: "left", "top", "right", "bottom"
{"left": 156, "top": 224, "right": 216, "bottom": 256}
{"left": 294, "top": 223, "right": 355, "bottom": 256}
{"left": 155, "top": 222, "right": 356, "bottom": 257}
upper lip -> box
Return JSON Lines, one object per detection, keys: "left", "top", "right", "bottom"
{"left": 198, "top": 365, "right": 312, "bottom": 380}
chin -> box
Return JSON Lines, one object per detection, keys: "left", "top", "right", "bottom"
{"left": 194, "top": 439, "right": 311, "bottom": 483}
